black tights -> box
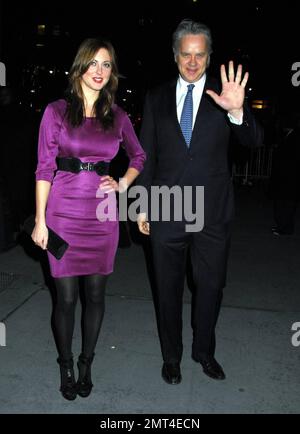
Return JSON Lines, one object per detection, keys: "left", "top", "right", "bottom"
{"left": 53, "top": 274, "right": 108, "bottom": 360}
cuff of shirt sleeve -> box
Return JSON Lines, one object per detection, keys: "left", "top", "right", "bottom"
{"left": 227, "top": 112, "right": 243, "bottom": 125}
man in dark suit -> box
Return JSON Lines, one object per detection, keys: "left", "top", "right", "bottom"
{"left": 137, "top": 19, "right": 263, "bottom": 384}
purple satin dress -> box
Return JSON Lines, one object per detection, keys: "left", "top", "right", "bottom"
{"left": 35, "top": 99, "right": 145, "bottom": 278}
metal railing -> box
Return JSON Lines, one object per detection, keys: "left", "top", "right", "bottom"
{"left": 232, "top": 146, "right": 273, "bottom": 183}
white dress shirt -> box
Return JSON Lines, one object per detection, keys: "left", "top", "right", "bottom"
{"left": 176, "top": 74, "right": 243, "bottom": 129}
{"left": 176, "top": 74, "right": 206, "bottom": 129}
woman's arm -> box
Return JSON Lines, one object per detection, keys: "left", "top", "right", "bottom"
{"left": 121, "top": 167, "right": 140, "bottom": 190}
{"left": 31, "top": 180, "right": 51, "bottom": 249}
{"left": 99, "top": 109, "right": 146, "bottom": 193}
{"left": 33, "top": 102, "right": 61, "bottom": 249}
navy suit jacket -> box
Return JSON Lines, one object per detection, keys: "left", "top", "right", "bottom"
{"left": 138, "top": 77, "right": 263, "bottom": 225}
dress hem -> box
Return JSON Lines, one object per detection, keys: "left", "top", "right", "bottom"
{"left": 51, "top": 269, "right": 113, "bottom": 278}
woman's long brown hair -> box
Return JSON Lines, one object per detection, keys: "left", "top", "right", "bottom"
{"left": 65, "top": 38, "right": 119, "bottom": 129}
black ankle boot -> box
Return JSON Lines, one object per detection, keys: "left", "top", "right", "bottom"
{"left": 76, "top": 353, "right": 94, "bottom": 398}
{"left": 57, "top": 356, "right": 77, "bottom": 401}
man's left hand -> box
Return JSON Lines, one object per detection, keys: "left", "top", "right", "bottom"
{"left": 206, "top": 61, "right": 248, "bottom": 119}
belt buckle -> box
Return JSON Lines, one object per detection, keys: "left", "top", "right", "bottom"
{"left": 80, "top": 162, "right": 92, "bottom": 171}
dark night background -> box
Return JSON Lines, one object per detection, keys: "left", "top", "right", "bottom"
{"left": 0, "top": 0, "right": 300, "bottom": 240}
{"left": 1, "top": 1, "right": 300, "bottom": 111}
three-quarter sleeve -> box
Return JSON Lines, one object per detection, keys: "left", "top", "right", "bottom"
{"left": 35, "top": 103, "right": 61, "bottom": 182}
{"left": 121, "top": 112, "right": 146, "bottom": 173}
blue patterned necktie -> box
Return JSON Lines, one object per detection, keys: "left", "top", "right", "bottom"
{"left": 180, "top": 83, "right": 195, "bottom": 147}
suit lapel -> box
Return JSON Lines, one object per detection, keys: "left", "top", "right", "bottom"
{"left": 167, "top": 80, "right": 187, "bottom": 145}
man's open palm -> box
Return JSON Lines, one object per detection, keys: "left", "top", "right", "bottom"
{"left": 206, "top": 60, "right": 249, "bottom": 113}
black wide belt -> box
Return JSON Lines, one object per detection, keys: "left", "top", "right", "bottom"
{"left": 56, "top": 157, "right": 110, "bottom": 176}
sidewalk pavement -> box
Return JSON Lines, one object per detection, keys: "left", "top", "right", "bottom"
{"left": 0, "top": 185, "right": 299, "bottom": 414}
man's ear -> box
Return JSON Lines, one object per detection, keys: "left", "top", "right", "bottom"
{"left": 206, "top": 55, "right": 210, "bottom": 68}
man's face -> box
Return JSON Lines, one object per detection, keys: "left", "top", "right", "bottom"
{"left": 176, "top": 34, "right": 210, "bottom": 83}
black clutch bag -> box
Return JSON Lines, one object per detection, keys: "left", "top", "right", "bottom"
{"left": 23, "top": 215, "right": 69, "bottom": 260}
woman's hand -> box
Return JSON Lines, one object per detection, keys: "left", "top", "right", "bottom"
{"left": 99, "top": 176, "right": 128, "bottom": 193}
{"left": 31, "top": 220, "right": 48, "bottom": 250}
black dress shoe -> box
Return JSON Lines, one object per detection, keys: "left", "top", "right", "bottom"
{"left": 199, "top": 357, "right": 226, "bottom": 380}
{"left": 162, "top": 362, "right": 182, "bottom": 385}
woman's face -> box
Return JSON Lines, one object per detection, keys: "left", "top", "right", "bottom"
{"left": 81, "top": 48, "right": 112, "bottom": 93}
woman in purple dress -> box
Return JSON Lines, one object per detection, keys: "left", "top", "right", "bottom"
{"left": 32, "top": 38, "right": 145, "bottom": 400}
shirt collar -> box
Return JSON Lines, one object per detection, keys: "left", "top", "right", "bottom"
{"left": 177, "top": 73, "right": 206, "bottom": 93}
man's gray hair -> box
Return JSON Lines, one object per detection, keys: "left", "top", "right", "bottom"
{"left": 172, "top": 19, "right": 213, "bottom": 57}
